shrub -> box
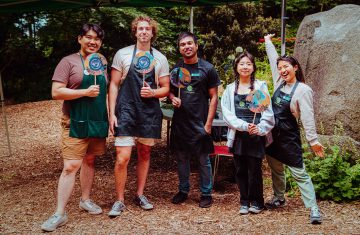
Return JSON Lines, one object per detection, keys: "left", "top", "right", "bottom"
{"left": 285, "top": 142, "right": 360, "bottom": 202}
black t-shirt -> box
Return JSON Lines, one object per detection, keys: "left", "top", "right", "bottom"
{"left": 171, "top": 58, "right": 221, "bottom": 106}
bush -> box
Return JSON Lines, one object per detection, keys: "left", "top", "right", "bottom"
{"left": 285, "top": 144, "right": 360, "bottom": 202}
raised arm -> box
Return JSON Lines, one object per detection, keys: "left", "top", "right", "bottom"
{"left": 264, "top": 34, "right": 280, "bottom": 87}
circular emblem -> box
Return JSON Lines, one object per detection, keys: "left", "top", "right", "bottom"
{"left": 187, "top": 85, "right": 193, "bottom": 92}
{"left": 84, "top": 53, "right": 107, "bottom": 76}
{"left": 133, "top": 51, "right": 156, "bottom": 74}
{"left": 239, "top": 101, "right": 245, "bottom": 107}
{"left": 275, "top": 96, "right": 281, "bottom": 104}
{"left": 137, "top": 56, "right": 151, "bottom": 70}
{"left": 170, "top": 67, "right": 191, "bottom": 88}
{"left": 89, "top": 57, "right": 103, "bottom": 71}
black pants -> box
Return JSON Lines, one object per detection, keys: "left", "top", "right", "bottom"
{"left": 233, "top": 154, "right": 264, "bottom": 207}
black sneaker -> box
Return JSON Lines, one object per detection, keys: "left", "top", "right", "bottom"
{"left": 199, "top": 195, "right": 213, "bottom": 208}
{"left": 265, "top": 197, "right": 286, "bottom": 209}
{"left": 171, "top": 191, "right": 188, "bottom": 204}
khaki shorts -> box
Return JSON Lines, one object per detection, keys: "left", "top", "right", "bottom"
{"left": 61, "top": 115, "right": 106, "bottom": 160}
{"left": 114, "top": 136, "right": 155, "bottom": 147}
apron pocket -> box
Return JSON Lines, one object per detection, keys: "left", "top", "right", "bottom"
{"left": 70, "top": 119, "right": 88, "bottom": 138}
{"left": 88, "top": 120, "right": 109, "bottom": 138}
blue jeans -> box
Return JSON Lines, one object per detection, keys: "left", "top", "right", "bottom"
{"left": 175, "top": 151, "right": 212, "bottom": 196}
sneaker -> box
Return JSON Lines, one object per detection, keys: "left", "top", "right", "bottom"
{"left": 79, "top": 199, "right": 102, "bottom": 214}
{"left": 199, "top": 195, "right": 213, "bottom": 208}
{"left": 265, "top": 197, "right": 286, "bottom": 209}
{"left": 41, "top": 213, "right": 68, "bottom": 232}
{"left": 134, "top": 195, "right": 154, "bottom": 210}
{"left": 171, "top": 191, "right": 188, "bottom": 204}
{"left": 239, "top": 205, "right": 249, "bottom": 215}
{"left": 310, "top": 206, "right": 322, "bottom": 224}
{"left": 249, "top": 204, "right": 265, "bottom": 214}
{"left": 108, "top": 201, "right": 126, "bottom": 217}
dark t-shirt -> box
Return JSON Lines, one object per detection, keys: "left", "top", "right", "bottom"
{"left": 171, "top": 58, "right": 220, "bottom": 102}
{"left": 170, "top": 58, "right": 220, "bottom": 153}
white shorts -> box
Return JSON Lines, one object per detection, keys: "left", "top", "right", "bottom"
{"left": 114, "top": 136, "right": 155, "bottom": 147}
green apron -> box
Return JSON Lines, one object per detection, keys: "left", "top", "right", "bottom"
{"left": 69, "top": 54, "right": 108, "bottom": 139}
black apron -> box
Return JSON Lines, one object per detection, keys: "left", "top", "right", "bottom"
{"left": 231, "top": 93, "right": 265, "bottom": 158}
{"left": 170, "top": 60, "right": 214, "bottom": 154}
{"left": 69, "top": 54, "right": 108, "bottom": 139}
{"left": 114, "top": 46, "right": 162, "bottom": 139}
{"left": 266, "top": 81, "right": 303, "bottom": 167}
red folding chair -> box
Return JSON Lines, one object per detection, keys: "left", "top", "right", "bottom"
{"left": 209, "top": 145, "right": 233, "bottom": 183}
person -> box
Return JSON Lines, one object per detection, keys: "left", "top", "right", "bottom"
{"left": 221, "top": 52, "right": 274, "bottom": 215}
{"left": 41, "top": 23, "right": 108, "bottom": 232}
{"left": 108, "top": 16, "right": 170, "bottom": 217}
{"left": 170, "top": 32, "right": 221, "bottom": 208}
{"left": 264, "top": 34, "right": 325, "bottom": 224}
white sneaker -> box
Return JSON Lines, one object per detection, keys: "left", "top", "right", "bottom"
{"left": 310, "top": 206, "right": 322, "bottom": 224}
{"left": 41, "top": 213, "right": 68, "bottom": 232}
{"left": 108, "top": 201, "right": 126, "bottom": 217}
{"left": 239, "top": 205, "right": 249, "bottom": 215}
{"left": 79, "top": 199, "right": 102, "bottom": 214}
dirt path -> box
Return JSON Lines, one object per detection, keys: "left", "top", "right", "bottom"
{"left": 0, "top": 100, "right": 359, "bottom": 234}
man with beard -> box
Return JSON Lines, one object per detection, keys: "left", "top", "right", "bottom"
{"left": 170, "top": 32, "right": 220, "bottom": 208}
{"left": 108, "top": 16, "right": 170, "bottom": 217}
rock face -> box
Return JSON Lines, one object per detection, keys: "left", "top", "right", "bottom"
{"left": 294, "top": 4, "right": 360, "bottom": 141}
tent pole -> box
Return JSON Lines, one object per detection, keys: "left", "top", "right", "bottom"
{"left": 0, "top": 73, "right": 11, "bottom": 157}
{"left": 189, "top": 6, "right": 194, "bottom": 33}
{"left": 280, "top": 0, "right": 287, "bottom": 56}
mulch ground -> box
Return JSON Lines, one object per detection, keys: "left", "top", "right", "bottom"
{"left": 0, "top": 100, "right": 359, "bottom": 234}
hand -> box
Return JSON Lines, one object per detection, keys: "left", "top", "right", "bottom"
{"left": 264, "top": 33, "right": 275, "bottom": 42}
{"left": 86, "top": 85, "right": 100, "bottom": 97}
{"left": 204, "top": 123, "right": 212, "bottom": 135}
{"left": 140, "top": 81, "right": 155, "bottom": 98}
{"left": 248, "top": 123, "right": 259, "bottom": 135}
{"left": 109, "top": 114, "right": 118, "bottom": 135}
{"left": 171, "top": 97, "right": 182, "bottom": 108}
{"left": 311, "top": 143, "right": 325, "bottom": 158}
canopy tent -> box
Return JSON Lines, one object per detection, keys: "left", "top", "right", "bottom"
{"left": 0, "top": 0, "right": 288, "bottom": 156}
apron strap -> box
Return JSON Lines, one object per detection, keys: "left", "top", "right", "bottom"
{"left": 289, "top": 80, "right": 299, "bottom": 97}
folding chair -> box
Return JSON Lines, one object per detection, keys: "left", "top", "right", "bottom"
{"left": 209, "top": 122, "right": 233, "bottom": 183}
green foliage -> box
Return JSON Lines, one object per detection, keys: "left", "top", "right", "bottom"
{"left": 285, "top": 139, "right": 360, "bottom": 202}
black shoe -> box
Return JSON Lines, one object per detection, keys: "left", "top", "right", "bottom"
{"left": 199, "top": 195, "right": 213, "bottom": 208}
{"left": 171, "top": 191, "right": 188, "bottom": 204}
{"left": 265, "top": 197, "right": 286, "bottom": 209}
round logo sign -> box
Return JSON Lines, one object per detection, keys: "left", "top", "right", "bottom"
{"left": 89, "top": 57, "right": 103, "bottom": 71}
{"left": 136, "top": 56, "right": 151, "bottom": 70}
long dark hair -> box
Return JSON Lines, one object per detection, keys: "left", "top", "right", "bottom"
{"left": 277, "top": 55, "right": 305, "bottom": 83}
{"left": 233, "top": 51, "right": 256, "bottom": 93}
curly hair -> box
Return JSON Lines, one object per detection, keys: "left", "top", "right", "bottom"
{"left": 131, "top": 16, "right": 158, "bottom": 43}
{"left": 233, "top": 51, "right": 257, "bottom": 93}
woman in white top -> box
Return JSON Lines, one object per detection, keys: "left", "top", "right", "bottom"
{"left": 221, "top": 52, "right": 274, "bottom": 215}
{"left": 264, "top": 34, "right": 324, "bottom": 224}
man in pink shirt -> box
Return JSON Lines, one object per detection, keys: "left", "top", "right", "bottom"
{"left": 41, "top": 23, "right": 108, "bottom": 232}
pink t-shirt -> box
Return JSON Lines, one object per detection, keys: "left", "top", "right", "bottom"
{"left": 52, "top": 53, "right": 108, "bottom": 116}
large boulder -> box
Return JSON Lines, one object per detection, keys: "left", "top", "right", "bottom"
{"left": 294, "top": 4, "right": 360, "bottom": 141}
